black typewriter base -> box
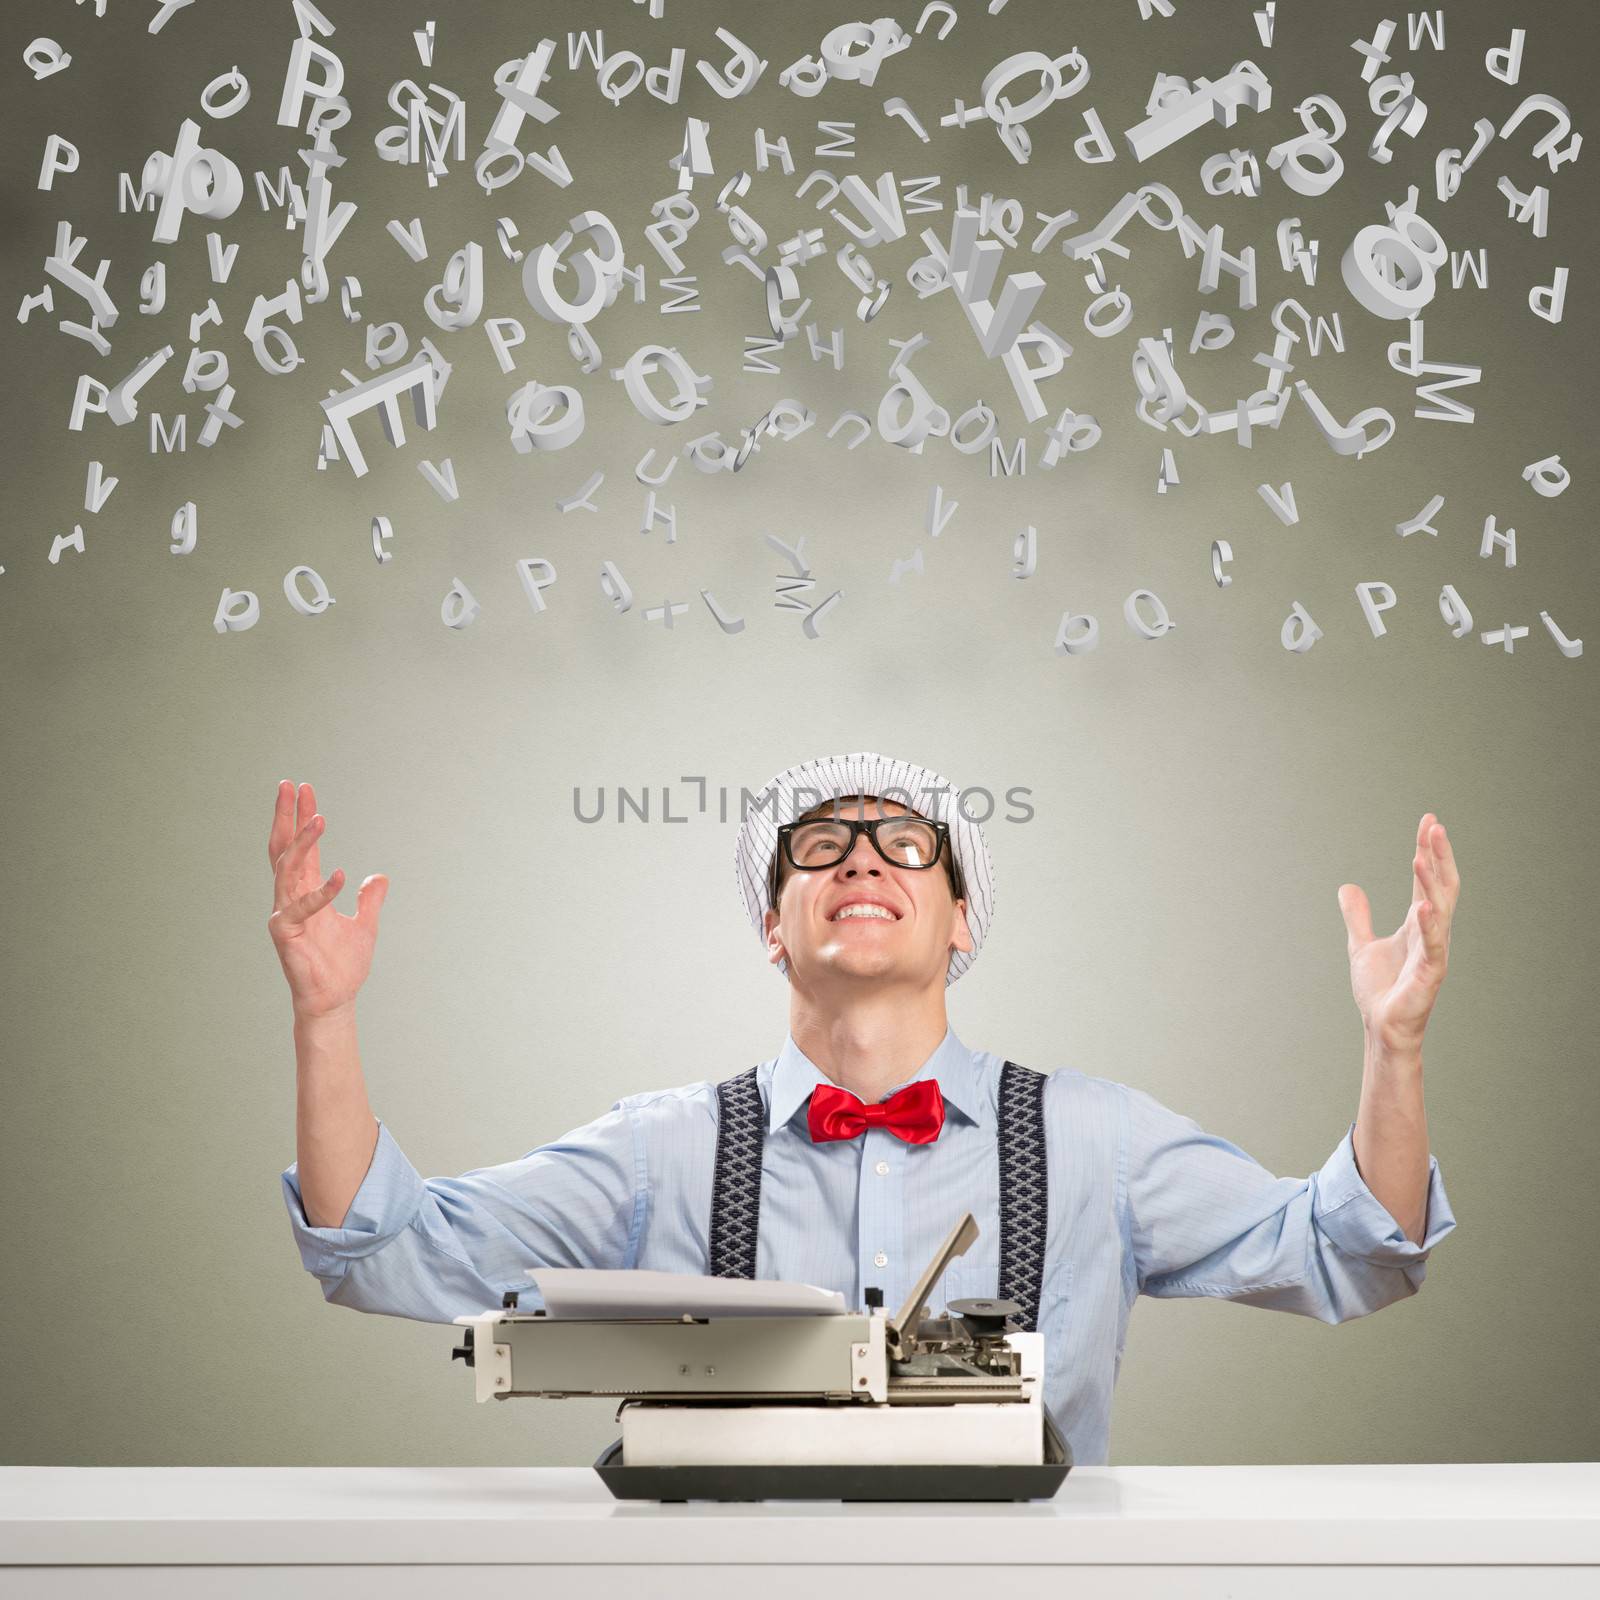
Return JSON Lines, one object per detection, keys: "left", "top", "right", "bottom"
{"left": 592, "top": 1437, "right": 1071, "bottom": 1502}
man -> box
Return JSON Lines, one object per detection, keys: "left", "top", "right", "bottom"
{"left": 275, "top": 751, "right": 1460, "bottom": 1466}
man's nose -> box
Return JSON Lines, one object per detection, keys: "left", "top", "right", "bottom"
{"left": 838, "top": 833, "right": 883, "bottom": 872}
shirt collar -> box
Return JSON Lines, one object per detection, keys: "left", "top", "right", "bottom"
{"left": 767, "top": 1024, "right": 990, "bottom": 1137}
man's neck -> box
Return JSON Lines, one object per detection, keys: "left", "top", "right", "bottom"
{"left": 788, "top": 994, "right": 951, "bottom": 1105}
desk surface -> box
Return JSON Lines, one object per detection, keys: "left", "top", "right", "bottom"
{"left": 2, "top": 1464, "right": 1596, "bottom": 1566}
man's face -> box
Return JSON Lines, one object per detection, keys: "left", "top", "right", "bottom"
{"left": 762, "top": 795, "right": 975, "bottom": 989}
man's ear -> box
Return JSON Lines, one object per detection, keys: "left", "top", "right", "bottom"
{"left": 948, "top": 898, "right": 975, "bottom": 954}
{"left": 763, "top": 906, "right": 787, "bottom": 967}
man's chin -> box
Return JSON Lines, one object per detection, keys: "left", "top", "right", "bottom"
{"left": 807, "top": 950, "right": 920, "bottom": 982}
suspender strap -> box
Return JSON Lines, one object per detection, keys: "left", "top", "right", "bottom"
{"left": 709, "top": 1065, "right": 765, "bottom": 1278}
{"left": 997, "top": 1059, "right": 1050, "bottom": 1333}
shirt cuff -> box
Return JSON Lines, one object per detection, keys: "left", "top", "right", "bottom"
{"left": 1313, "top": 1120, "right": 1458, "bottom": 1267}
{"left": 280, "top": 1119, "right": 426, "bottom": 1281}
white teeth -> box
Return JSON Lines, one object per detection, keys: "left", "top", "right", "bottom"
{"left": 832, "top": 904, "right": 896, "bottom": 921}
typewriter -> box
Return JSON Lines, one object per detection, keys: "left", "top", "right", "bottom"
{"left": 449, "top": 1212, "right": 1071, "bottom": 1501}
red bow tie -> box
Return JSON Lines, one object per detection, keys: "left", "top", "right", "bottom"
{"left": 807, "top": 1079, "right": 945, "bottom": 1145}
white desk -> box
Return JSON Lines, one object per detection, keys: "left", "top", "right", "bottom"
{"left": 2, "top": 1463, "right": 1595, "bottom": 1598}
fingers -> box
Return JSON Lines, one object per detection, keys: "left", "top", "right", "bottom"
{"left": 1417, "top": 894, "right": 1446, "bottom": 958}
{"left": 355, "top": 873, "right": 389, "bottom": 930}
{"left": 1349, "top": 818, "right": 1458, "bottom": 963}
{"left": 272, "top": 809, "right": 326, "bottom": 912}
{"left": 1417, "top": 815, "right": 1457, "bottom": 877}
{"left": 294, "top": 780, "right": 315, "bottom": 841}
{"left": 277, "top": 811, "right": 323, "bottom": 870}
{"left": 270, "top": 780, "right": 319, "bottom": 869}
{"left": 1412, "top": 816, "right": 1442, "bottom": 903}
{"left": 284, "top": 868, "right": 343, "bottom": 926}
{"left": 299, "top": 784, "right": 320, "bottom": 878}
{"left": 1338, "top": 883, "right": 1373, "bottom": 951}
{"left": 1409, "top": 814, "right": 1457, "bottom": 963}
{"left": 1431, "top": 819, "right": 1459, "bottom": 891}
{"left": 269, "top": 780, "right": 293, "bottom": 869}
{"left": 1414, "top": 817, "right": 1458, "bottom": 916}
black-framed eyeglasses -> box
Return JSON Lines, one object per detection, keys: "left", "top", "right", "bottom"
{"left": 770, "top": 816, "right": 964, "bottom": 903}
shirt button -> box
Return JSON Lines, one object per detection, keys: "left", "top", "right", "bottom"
{"left": 873, "top": 1251, "right": 888, "bottom": 1267}
{"left": 875, "top": 1160, "right": 890, "bottom": 1176}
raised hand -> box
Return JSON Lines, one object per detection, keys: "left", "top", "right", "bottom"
{"left": 1337, "top": 813, "right": 1460, "bottom": 1055}
{"left": 265, "top": 780, "right": 389, "bottom": 1020}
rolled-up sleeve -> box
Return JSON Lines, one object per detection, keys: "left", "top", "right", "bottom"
{"left": 280, "top": 1102, "right": 647, "bottom": 1325}
{"left": 1310, "top": 1119, "right": 1456, "bottom": 1274}
{"left": 1120, "top": 1083, "right": 1456, "bottom": 1324}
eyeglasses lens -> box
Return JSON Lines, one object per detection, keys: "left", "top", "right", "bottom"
{"left": 790, "top": 819, "right": 939, "bottom": 868}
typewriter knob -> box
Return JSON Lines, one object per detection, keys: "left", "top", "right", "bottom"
{"left": 947, "top": 1296, "right": 1021, "bottom": 1333}
{"left": 450, "top": 1328, "right": 476, "bottom": 1367}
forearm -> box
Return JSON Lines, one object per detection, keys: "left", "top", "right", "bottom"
{"left": 1351, "top": 1030, "right": 1430, "bottom": 1246}
{"left": 295, "top": 1005, "right": 380, "bottom": 1230}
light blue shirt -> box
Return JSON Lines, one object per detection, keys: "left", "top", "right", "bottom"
{"left": 281, "top": 1024, "right": 1456, "bottom": 1466}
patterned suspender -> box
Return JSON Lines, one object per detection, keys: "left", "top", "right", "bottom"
{"left": 708, "top": 1059, "right": 1051, "bottom": 1331}
{"left": 994, "top": 1059, "right": 1050, "bottom": 1332}
{"left": 708, "top": 1065, "right": 766, "bottom": 1281}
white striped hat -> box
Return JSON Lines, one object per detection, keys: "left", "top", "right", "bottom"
{"left": 733, "top": 751, "right": 995, "bottom": 987}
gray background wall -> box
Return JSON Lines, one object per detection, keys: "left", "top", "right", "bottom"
{"left": 1, "top": 0, "right": 1595, "bottom": 1467}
